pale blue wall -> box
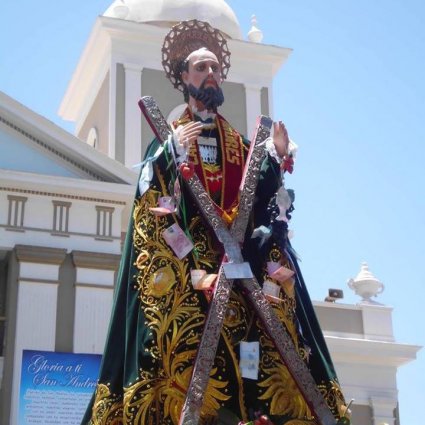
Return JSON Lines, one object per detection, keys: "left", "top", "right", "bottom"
{"left": 0, "top": 127, "right": 83, "bottom": 178}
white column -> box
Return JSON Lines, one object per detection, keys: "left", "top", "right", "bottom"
{"left": 267, "top": 83, "right": 274, "bottom": 119}
{"left": 124, "top": 63, "right": 143, "bottom": 169}
{"left": 244, "top": 83, "right": 262, "bottom": 139}
{"left": 10, "top": 246, "right": 66, "bottom": 425}
{"left": 72, "top": 251, "right": 120, "bottom": 354}
{"left": 370, "top": 396, "right": 397, "bottom": 425}
{"left": 108, "top": 59, "right": 118, "bottom": 160}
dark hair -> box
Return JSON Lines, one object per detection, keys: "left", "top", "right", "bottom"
{"left": 178, "top": 59, "right": 190, "bottom": 102}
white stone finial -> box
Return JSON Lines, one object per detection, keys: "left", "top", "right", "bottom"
{"left": 247, "top": 15, "right": 263, "bottom": 43}
{"left": 113, "top": 0, "right": 129, "bottom": 19}
{"left": 348, "top": 262, "right": 385, "bottom": 304}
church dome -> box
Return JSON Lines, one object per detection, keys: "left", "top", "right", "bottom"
{"left": 104, "top": 0, "right": 242, "bottom": 39}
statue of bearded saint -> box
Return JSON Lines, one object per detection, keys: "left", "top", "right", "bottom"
{"left": 80, "top": 19, "right": 351, "bottom": 425}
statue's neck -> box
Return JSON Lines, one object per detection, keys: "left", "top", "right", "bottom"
{"left": 189, "top": 103, "right": 216, "bottom": 122}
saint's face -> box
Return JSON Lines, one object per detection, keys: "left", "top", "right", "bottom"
{"left": 182, "top": 48, "right": 222, "bottom": 90}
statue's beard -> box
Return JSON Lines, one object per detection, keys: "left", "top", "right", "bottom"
{"left": 187, "top": 80, "right": 224, "bottom": 111}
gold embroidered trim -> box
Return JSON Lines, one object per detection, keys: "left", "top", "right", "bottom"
{"left": 89, "top": 383, "right": 123, "bottom": 425}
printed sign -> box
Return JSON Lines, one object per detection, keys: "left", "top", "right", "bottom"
{"left": 19, "top": 350, "right": 101, "bottom": 425}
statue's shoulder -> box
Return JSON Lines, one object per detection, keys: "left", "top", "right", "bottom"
{"left": 143, "top": 138, "right": 162, "bottom": 160}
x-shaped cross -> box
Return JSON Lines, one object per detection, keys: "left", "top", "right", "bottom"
{"left": 139, "top": 96, "right": 336, "bottom": 425}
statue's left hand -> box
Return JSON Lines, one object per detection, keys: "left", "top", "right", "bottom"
{"left": 272, "top": 121, "right": 289, "bottom": 159}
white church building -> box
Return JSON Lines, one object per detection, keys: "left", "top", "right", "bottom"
{"left": 0, "top": 1, "right": 420, "bottom": 424}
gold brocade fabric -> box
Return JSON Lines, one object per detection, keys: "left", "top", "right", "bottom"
{"left": 84, "top": 113, "right": 347, "bottom": 425}
{"left": 87, "top": 181, "right": 345, "bottom": 424}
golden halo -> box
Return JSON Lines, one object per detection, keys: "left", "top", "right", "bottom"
{"left": 162, "top": 19, "right": 231, "bottom": 92}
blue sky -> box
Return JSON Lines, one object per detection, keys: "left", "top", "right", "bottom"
{"left": 1, "top": 1, "right": 424, "bottom": 424}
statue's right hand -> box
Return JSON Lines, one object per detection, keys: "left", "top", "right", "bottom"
{"left": 177, "top": 121, "right": 203, "bottom": 150}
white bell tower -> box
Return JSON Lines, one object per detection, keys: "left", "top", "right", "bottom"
{"left": 59, "top": 0, "right": 291, "bottom": 169}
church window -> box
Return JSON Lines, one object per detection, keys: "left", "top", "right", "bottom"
{"left": 52, "top": 201, "right": 71, "bottom": 234}
{"left": 7, "top": 195, "right": 27, "bottom": 230}
{"left": 95, "top": 206, "right": 114, "bottom": 239}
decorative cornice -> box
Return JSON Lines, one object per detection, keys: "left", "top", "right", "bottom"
{"left": 52, "top": 200, "right": 72, "bottom": 207}
{"left": 72, "top": 250, "right": 121, "bottom": 270}
{"left": 15, "top": 245, "right": 67, "bottom": 265}
{"left": 0, "top": 224, "right": 121, "bottom": 240}
{"left": 123, "top": 62, "right": 144, "bottom": 72}
{"left": 73, "top": 282, "right": 115, "bottom": 290}
{"left": 325, "top": 335, "right": 421, "bottom": 367}
{"left": 95, "top": 205, "right": 115, "bottom": 211}
{"left": 0, "top": 186, "right": 126, "bottom": 205}
{"left": 18, "top": 278, "right": 59, "bottom": 285}
{"left": 7, "top": 194, "right": 28, "bottom": 201}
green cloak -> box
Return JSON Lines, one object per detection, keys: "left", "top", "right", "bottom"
{"left": 81, "top": 114, "right": 347, "bottom": 425}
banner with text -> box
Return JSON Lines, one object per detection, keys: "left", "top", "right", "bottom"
{"left": 19, "top": 349, "right": 101, "bottom": 425}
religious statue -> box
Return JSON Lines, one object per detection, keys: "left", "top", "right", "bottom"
{"left": 81, "top": 19, "right": 351, "bottom": 425}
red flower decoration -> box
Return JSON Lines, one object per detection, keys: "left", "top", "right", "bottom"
{"left": 179, "top": 162, "right": 195, "bottom": 180}
{"left": 281, "top": 154, "right": 294, "bottom": 174}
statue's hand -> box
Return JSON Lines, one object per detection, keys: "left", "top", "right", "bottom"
{"left": 177, "top": 121, "right": 203, "bottom": 151}
{"left": 272, "top": 121, "right": 289, "bottom": 159}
